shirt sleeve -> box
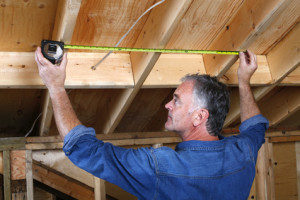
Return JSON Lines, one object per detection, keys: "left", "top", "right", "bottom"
{"left": 63, "top": 125, "right": 157, "bottom": 199}
{"left": 239, "top": 114, "right": 269, "bottom": 162}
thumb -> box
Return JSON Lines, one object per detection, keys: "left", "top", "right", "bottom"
{"left": 239, "top": 51, "right": 246, "bottom": 66}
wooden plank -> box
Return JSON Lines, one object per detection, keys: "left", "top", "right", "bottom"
{"left": 267, "top": 20, "right": 300, "bottom": 83}
{"left": 94, "top": 177, "right": 105, "bottom": 200}
{"left": 26, "top": 150, "right": 34, "bottom": 200}
{"left": 165, "top": 0, "right": 243, "bottom": 50}
{"left": 273, "top": 142, "right": 298, "bottom": 199}
{"left": 26, "top": 137, "right": 181, "bottom": 150}
{"left": 32, "top": 150, "right": 94, "bottom": 188}
{"left": 256, "top": 143, "right": 269, "bottom": 200}
{"left": 0, "top": 0, "right": 58, "bottom": 52}
{"left": 266, "top": 130, "right": 300, "bottom": 138}
{"left": 223, "top": 85, "right": 275, "bottom": 127}
{"left": 203, "top": 0, "right": 288, "bottom": 77}
{"left": 269, "top": 136, "right": 300, "bottom": 143}
{"left": 267, "top": 141, "right": 276, "bottom": 200}
{"left": 3, "top": 150, "right": 11, "bottom": 200}
{"left": 0, "top": 51, "right": 273, "bottom": 89}
{"left": 71, "top": 0, "right": 156, "bottom": 48}
{"left": 0, "top": 52, "right": 133, "bottom": 88}
{"left": 295, "top": 142, "right": 300, "bottom": 200}
{"left": 33, "top": 161, "right": 94, "bottom": 200}
{"left": 281, "top": 66, "right": 300, "bottom": 85}
{"left": 10, "top": 151, "right": 26, "bottom": 180}
{"left": 221, "top": 55, "right": 272, "bottom": 86}
{"left": 39, "top": 91, "right": 53, "bottom": 136}
{"left": 220, "top": 19, "right": 300, "bottom": 126}
{"left": 0, "top": 138, "right": 25, "bottom": 151}
{"left": 101, "top": 0, "right": 193, "bottom": 134}
{"left": 260, "top": 87, "right": 300, "bottom": 126}
{"left": 249, "top": 0, "right": 300, "bottom": 54}
{"left": 52, "top": 0, "right": 82, "bottom": 43}
{"left": 144, "top": 54, "right": 205, "bottom": 88}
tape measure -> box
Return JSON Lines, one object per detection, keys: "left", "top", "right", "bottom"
{"left": 41, "top": 40, "right": 240, "bottom": 64}
{"left": 64, "top": 44, "right": 240, "bottom": 55}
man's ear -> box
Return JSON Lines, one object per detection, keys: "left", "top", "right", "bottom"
{"left": 192, "top": 109, "right": 209, "bottom": 127}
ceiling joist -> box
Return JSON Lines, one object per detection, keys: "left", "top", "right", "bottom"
{"left": 203, "top": 0, "right": 295, "bottom": 77}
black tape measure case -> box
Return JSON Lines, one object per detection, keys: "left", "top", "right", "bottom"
{"left": 41, "top": 40, "right": 64, "bottom": 64}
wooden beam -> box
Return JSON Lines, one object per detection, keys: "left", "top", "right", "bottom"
{"left": 94, "top": 177, "right": 105, "bottom": 200}
{"left": 221, "top": 55, "right": 272, "bottom": 86}
{"left": 0, "top": 52, "right": 133, "bottom": 88}
{"left": 144, "top": 54, "right": 205, "bottom": 88}
{"left": 260, "top": 87, "right": 300, "bottom": 126}
{"left": 39, "top": 91, "right": 53, "bottom": 136}
{"left": 10, "top": 151, "right": 26, "bottom": 180}
{"left": 223, "top": 85, "right": 275, "bottom": 127}
{"left": 280, "top": 66, "right": 300, "bottom": 86}
{"left": 40, "top": 0, "right": 82, "bottom": 137}
{"left": 255, "top": 139, "right": 275, "bottom": 200}
{"left": 203, "top": 0, "right": 291, "bottom": 77}
{"left": 3, "top": 150, "right": 11, "bottom": 200}
{"left": 249, "top": 0, "right": 300, "bottom": 54}
{"left": 101, "top": 0, "right": 193, "bottom": 134}
{"left": 32, "top": 150, "right": 94, "bottom": 188}
{"left": 0, "top": 0, "right": 57, "bottom": 52}
{"left": 52, "top": 0, "right": 82, "bottom": 43}
{"left": 0, "top": 51, "right": 275, "bottom": 89}
{"left": 26, "top": 150, "right": 34, "bottom": 200}
{"left": 33, "top": 161, "right": 94, "bottom": 200}
{"left": 295, "top": 142, "right": 300, "bottom": 200}
{"left": 267, "top": 21, "right": 300, "bottom": 83}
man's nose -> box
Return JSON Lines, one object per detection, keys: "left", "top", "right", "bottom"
{"left": 165, "top": 100, "right": 172, "bottom": 110}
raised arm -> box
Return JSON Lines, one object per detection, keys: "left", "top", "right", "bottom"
{"left": 238, "top": 50, "right": 261, "bottom": 122}
{"left": 35, "top": 47, "right": 81, "bottom": 139}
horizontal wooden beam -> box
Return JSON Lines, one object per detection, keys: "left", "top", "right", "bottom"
{"left": 0, "top": 52, "right": 133, "bottom": 88}
{"left": 0, "top": 52, "right": 277, "bottom": 88}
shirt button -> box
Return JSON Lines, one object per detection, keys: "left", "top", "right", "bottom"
{"left": 66, "top": 152, "right": 70, "bottom": 155}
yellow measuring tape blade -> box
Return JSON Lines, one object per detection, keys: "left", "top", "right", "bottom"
{"left": 64, "top": 45, "right": 240, "bottom": 55}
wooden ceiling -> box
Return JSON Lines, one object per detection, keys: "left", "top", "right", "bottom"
{"left": 0, "top": 0, "right": 300, "bottom": 138}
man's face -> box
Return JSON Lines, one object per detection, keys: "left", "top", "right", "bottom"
{"left": 165, "top": 80, "right": 195, "bottom": 134}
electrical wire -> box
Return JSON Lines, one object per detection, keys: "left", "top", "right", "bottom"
{"left": 24, "top": 112, "right": 42, "bottom": 137}
{"left": 91, "top": 0, "right": 166, "bottom": 70}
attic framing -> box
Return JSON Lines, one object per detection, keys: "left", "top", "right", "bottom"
{"left": 0, "top": 0, "right": 300, "bottom": 199}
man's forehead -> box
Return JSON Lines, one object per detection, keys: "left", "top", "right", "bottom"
{"left": 174, "top": 81, "right": 194, "bottom": 96}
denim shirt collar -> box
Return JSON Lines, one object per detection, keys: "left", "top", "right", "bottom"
{"left": 175, "top": 137, "right": 226, "bottom": 151}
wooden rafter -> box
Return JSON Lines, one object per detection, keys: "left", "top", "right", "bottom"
{"left": 101, "top": 0, "right": 193, "bottom": 134}
{"left": 223, "top": 19, "right": 300, "bottom": 127}
{"left": 260, "top": 87, "right": 300, "bottom": 126}
{"left": 203, "top": 0, "right": 295, "bottom": 77}
{"left": 39, "top": 0, "right": 82, "bottom": 136}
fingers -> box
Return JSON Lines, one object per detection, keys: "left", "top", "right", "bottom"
{"left": 35, "top": 47, "right": 52, "bottom": 66}
{"left": 239, "top": 50, "right": 257, "bottom": 65}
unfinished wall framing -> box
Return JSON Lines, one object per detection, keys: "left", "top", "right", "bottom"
{"left": 0, "top": 0, "right": 299, "bottom": 199}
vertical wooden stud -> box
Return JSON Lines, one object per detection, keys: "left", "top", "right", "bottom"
{"left": 3, "top": 150, "right": 11, "bottom": 200}
{"left": 26, "top": 150, "right": 34, "bottom": 200}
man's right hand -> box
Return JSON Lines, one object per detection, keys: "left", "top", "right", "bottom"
{"left": 35, "top": 47, "right": 67, "bottom": 94}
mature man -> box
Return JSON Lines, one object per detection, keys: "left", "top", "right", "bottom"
{"left": 35, "top": 48, "right": 268, "bottom": 200}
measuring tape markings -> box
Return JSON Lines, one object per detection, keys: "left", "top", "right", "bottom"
{"left": 64, "top": 45, "right": 240, "bottom": 55}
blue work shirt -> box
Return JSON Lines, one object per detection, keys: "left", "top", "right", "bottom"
{"left": 63, "top": 114, "right": 269, "bottom": 200}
